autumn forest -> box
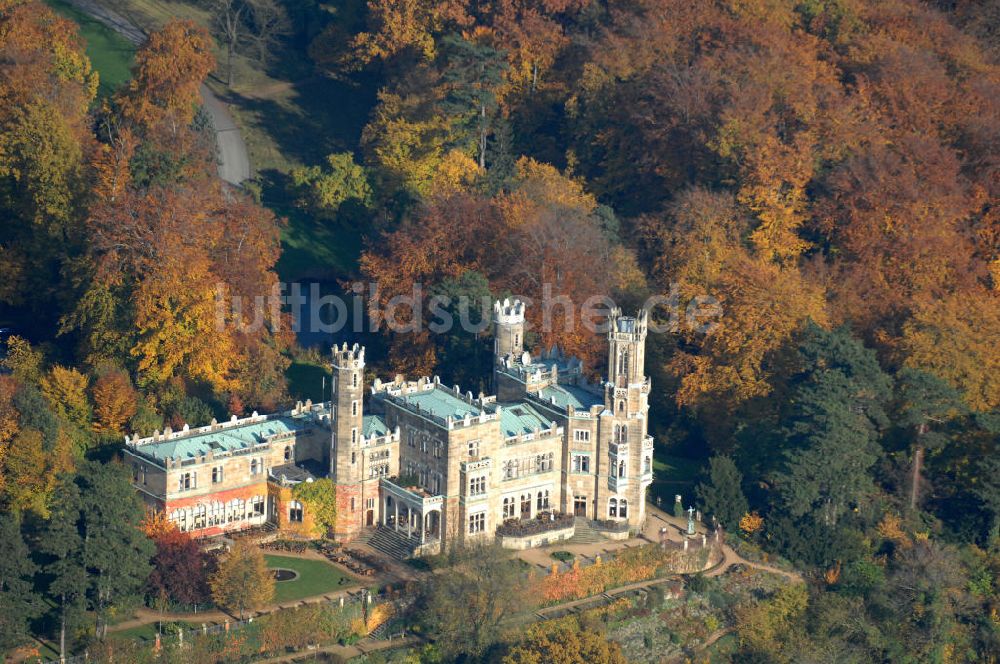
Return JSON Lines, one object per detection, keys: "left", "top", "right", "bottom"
{"left": 1, "top": 0, "right": 999, "bottom": 661}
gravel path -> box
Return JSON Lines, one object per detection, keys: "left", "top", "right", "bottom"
{"left": 65, "top": 0, "right": 251, "bottom": 185}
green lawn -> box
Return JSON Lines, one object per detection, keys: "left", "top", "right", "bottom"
{"left": 276, "top": 206, "right": 365, "bottom": 281}
{"left": 45, "top": 0, "right": 136, "bottom": 97}
{"left": 650, "top": 454, "right": 704, "bottom": 507}
{"left": 653, "top": 454, "right": 703, "bottom": 482}
{"left": 264, "top": 554, "right": 356, "bottom": 603}
{"left": 285, "top": 360, "right": 332, "bottom": 402}
{"left": 110, "top": 620, "right": 206, "bottom": 642}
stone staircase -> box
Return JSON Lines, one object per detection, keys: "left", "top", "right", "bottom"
{"left": 365, "top": 526, "right": 419, "bottom": 560}
{"left": 565, "top": 517, "right": 606, "bottom": 545}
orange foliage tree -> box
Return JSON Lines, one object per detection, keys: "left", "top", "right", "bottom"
{"left": 91, "top": 370, "right": 139, "bottom": 435}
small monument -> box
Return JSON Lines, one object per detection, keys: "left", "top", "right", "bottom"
{"left": 687, "top": 506, "right": 696, "bottom": 536}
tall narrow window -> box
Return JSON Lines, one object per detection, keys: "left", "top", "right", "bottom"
{"left": 618, "top": 459, "right": 626, "bottom": 478}
{"left": 250, "top": 459, "right": 259, "bottom": 475}
{"left": 284, "top": 445, "right": 292, "bottom": 461}
{"left": 289, "top": 501, "right": 303, "bottom": 522}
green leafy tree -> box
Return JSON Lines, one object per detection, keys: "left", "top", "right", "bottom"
{"left": 77, "top": 462, "right": 154, "bottom": 639}
{"left": 428, "top": 270, "right": 494, "bottom": 390}
{"left": 969, "top": 414, "right": 1000, "bottom": 539}
{"left": 894, "top": 368, "right": 966, "bottom": 511}
{"left": 440, "top": 34, "right": 508, "bottom": 169}
{"left": 0, "top": 512, "right": 43, "bottom": 652}
{"left": 289, "top": 152, "right": 372, "bottom": 219}
{"left": 415, "top": 544, "right": 526, "bottom": 660}
{"left": 37, "top": 477, "right": 87, "bottom": 659}
{"left": 210, "top": 539, "right": 274, "bottom": 619}
{"left": 695, "top": 455, "right": 748, "bottom": 529}
{"left": 775, "top": 325, "right": 892, "bottom": 527}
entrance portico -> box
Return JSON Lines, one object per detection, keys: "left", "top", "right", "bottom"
{"left": 380, "top": 477, "right": 443, "bottom": 545}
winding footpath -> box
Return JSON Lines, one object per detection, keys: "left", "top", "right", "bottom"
{"left": 66, "top": 0, "right": 251, "bottom": 185}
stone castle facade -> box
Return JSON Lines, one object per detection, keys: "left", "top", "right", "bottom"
{"left": 124, "top": 300, "right": 654, "bottom": 555}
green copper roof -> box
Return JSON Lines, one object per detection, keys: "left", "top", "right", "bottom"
{"left": 399, "top": 386, "right": 482, "bottom": 421}
{"left": 497, "top": 402, "right": 551, "bottom": 438}
{"left": 132, "top": 415, "right": 309, "bottom": 462}
{"left": 538, "top": 383, "right": 603, "bottom": 411}
{"left": 362, "top": 414, "right": 389, "bottom": 437}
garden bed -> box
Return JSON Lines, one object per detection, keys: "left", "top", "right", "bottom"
{"left": 495, "top": 511, "right": 574, "bottom": 537}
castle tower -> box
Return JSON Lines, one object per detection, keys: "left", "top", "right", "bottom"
{"left": 600, "top": 308, "right": 652, "bottom": 529}
{"left": 331, "top": 343, "right": 365, "bottom": 538}
{"left": 607, "top": 307, "right": 647, "bottom": 388}
{"left": 493, "top": 298, "right": 525, "bottom": 364}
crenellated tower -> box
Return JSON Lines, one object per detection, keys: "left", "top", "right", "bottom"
{"left": 493, "top": 297, "right": 525, "bottom": 363}
{"left": 600, "top": 308, "right": 653, "bottom": 528}
{"left": 331, "top": 342, "right": 365, "bottom": 538}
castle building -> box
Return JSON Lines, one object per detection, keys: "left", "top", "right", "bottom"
{"left": 124, "top": 300, "right": 654, "bottom": 555}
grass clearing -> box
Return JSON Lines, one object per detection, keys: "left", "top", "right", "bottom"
{"left": 110, "top": 620, "right": 206, "bottom": 642}
{"left": 650, "top": 454, "right": 704, "bottom": 507}
{"left": 264, "top": 553, "right": 356, "bottom": 603}
{"left": 45, "top": 0, "right": 136, "bottom": 97}
{"left": 285, "top": 360, "right": 331, "bottom": 401}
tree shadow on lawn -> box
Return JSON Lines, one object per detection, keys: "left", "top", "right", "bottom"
{"left": 222, "top": 72, "right": 379, "bottom": 169}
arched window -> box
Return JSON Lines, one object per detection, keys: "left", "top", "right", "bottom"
{"left": 520, "top": 494, "right": 532, "bottom": 518}
{"left": 536, "top": 490, "right": 550, "bottom": 510}
{"left": 618, "top": 460, "right": 626, "bottom": 478}
{"left": 284, "top": 445, "right": 292, "bottom": 461}
{"left": 289, "top": 501, "right": 303, "bottom": 523}
{"left": 608, "top": 498, "right": 618, "bottom": 518}
{"left": 619, "top": 499, "right": 628, "bottom": 518}
{"left": 618, "top": 400, "right": 625, "bottom": 413}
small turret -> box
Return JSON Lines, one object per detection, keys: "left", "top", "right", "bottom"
{"left": 492, "top": 298, "right": 526, "bottom": 364}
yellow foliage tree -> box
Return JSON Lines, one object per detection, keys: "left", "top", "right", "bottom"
{"left": 739, "top": 511, "right": 764, "bottom": 536}
{"left": 41, "top": 365, "right": 91, "bottom": 430}
{"left": 901, "top": 288, "right": 1000, "bottom": 411}
{"left": 210, "top": 540, "right": 275, "bottom": 619}
{"left": 504, "top": 618, "right": 627, "bottom": 664}
{"left": 736, "top": 583, "right": 808, "bottom": 659}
